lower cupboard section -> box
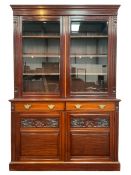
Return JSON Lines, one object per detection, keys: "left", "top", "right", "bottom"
{"left": 10, "top": 109, "right": 119, "bottom": 170}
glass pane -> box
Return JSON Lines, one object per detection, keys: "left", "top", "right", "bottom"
{"left": 71, "top": 21, "right": 108, "bottom": 36}
{"left": 23, "top": 21, "right": 60, "bottom": 36}
{"left": 70, "top": 21, "right": 108, "bottom": 93}
{"left": 22, "top": 21, "right": 60, "bottom": 93}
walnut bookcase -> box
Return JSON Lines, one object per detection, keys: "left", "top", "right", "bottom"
{"left": 10, "top": 5, "right": 120, "bottom": 171}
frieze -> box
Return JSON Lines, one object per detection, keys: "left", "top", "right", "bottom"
{"left": 71, "top": 117, "right": 109, "bottom": 128}
{"left": 21, "top": 118, "right": 59, "bottom": 128}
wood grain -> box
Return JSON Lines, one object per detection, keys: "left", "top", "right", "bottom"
{"left": 66, "top": 102, "right": 115, "bottom": 111}
{"left": 15, "top": 102, "right": 65, "bottom": 112}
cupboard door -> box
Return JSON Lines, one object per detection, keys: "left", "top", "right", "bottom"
{"left": 67, "top": 16, "right": 115, "bottom": 97}
{"left": 66, "top": 112, "right": 114, "bottom": 161}
{"left": 15, "top": 16, "right": 65, "bottom": 97}
{"left": 14, "top": 112, "right": 64, "bottom": 161}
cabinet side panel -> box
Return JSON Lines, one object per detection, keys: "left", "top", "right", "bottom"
{"left": 108, "top": 16, "right": 117, "bottom": 97}
{"left": 14, "top": 16, "right": 22, "bottom": 97}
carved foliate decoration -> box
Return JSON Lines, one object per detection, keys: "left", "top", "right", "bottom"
{"left": 11, "top": 103, "right": 15, "bottom": 111}
{"left": 113, "top": 16, "right": 117, "bottom": 24}
{"left": 71, "top": 117, "right": 109, "bottom": 128}
{"left": 13, "top": 16, "right": 18, "bottom": 24}
{"left": 21, "top": 118, "right": 59, "bottom": 128}
{"left": 116, "top": 103, "right": 119, "bottom": 112}
{"left": 111, "top": 16, "right": 117, "bottom": 30}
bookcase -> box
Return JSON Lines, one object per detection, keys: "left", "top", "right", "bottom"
{"left": 10, "top": 5, "right": 120, "bottom": 171}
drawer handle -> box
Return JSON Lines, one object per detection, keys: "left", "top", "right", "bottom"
{"left": 48, "top": 104, "right": 55, "bottom": 110}
{"left": 24, "top": 104, "right": 32, "bottom": 110}
{"left": 99, "top": 104, "right": 106, "bottom": 109}
{"left": 75, "top": 104, "right": 82, "bottom": 109}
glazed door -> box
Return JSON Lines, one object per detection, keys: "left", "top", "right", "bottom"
{"left": 15, "top": 16, "right": 65, "bottom": 97}
{"left": 67, "top": 16, "right": 115, "bottom": 97}
{"left": 66, "top": 112, "right": 114, "bottom": 161}
{"left": 14, "top": 112, "right": 64, "bottom": 161}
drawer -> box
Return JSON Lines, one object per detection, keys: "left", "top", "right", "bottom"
{"left": 66, "top": 102, "right": 115, "bottom": 111}
{"left": 15, "top": 102, "right": 65, "bottom": 112}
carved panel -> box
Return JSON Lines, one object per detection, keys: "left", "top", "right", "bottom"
{"left": 21, "top": 118, "right": 59, "bottom": 128}
{"left": 71, "top": 117, "right": 109, "bottom": 128}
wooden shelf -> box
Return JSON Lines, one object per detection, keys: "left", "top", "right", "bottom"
{"left": 22, "top": 35, "right": 60, "bottom": 38}
{"left": 71, "top": 35, "right": 108, "bottom": 38}
{"left": 23, "top": 73, "right": 60, "bottom": 76}
{"left": 23, "top": 73, "right": 107, "bottom": 76}
{"left": 23, "top": 35, "right": 107, "bottom": 39}
{"left": 70, "top": 54, "right": 107, "bottom": 58}
{"left": 71, "top": 73, "right": 107, "bottom": 75}
{"left": 23, "top": 54, "right": 60, "bottom": 58}
{"left": 23, "top": 54, "right": 107, "bottom": 58}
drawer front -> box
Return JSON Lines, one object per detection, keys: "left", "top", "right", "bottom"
{"left": 15, "top": 102, "right": 65, "bottom": 112}
{"left": 66, "top": 102, "right": 115, "bottom": 111}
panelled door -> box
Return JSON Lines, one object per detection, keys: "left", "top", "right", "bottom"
{"left": 66, "top": 111, "right": 115, "bottom": 161}
{"left": 67, "top": 16, "right": 115, "bottom": 98}
{"left": 15, "top": 16, "right": 65, "bottom": 98}
{"left": 13, "top": 112, "right": 65, "bottom": 161}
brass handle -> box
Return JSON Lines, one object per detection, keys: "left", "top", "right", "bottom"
{"left": 99, "top": 104, "right": 106, "bottom": 109}
{"left": 48, "top": 104, "right": 55, "bottom": 110}
{"left": 24, "top": 104, "right": 32, "bottom": 110}
{"left": 75, "top": 104, "right": 82, "bottom": 109}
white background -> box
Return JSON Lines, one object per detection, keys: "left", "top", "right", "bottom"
{"left": 0, "top": 0, "right": 130, "bottom": 174}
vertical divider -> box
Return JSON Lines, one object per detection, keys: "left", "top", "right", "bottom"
{"left": 60, "top": 16, "right": 65, "bottom": 97}
{"left": 61, "top": 111, "right": 65, "bottom": 161}
{"left": 14, "top": 16, "right": 23, "bottom": 97}
{"left": 63, "top": 16, "right": 70, "bottom": 97}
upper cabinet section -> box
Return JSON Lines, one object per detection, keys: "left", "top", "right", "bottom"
{"left": 11, "top": 5, "right": 119, "bottom": 98}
